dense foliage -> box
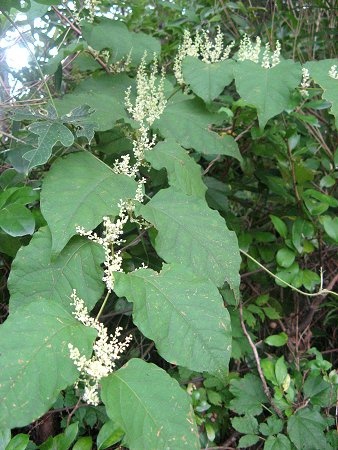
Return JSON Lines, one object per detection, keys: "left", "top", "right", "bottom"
{"left": 0, "top": 1, "right": 337, "bottom": 449}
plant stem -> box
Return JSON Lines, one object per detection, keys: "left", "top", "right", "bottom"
{"left": 239, "top": 301, "right": 284, "bottom": 419}
{"left": 95, "top": 290, "right": 110, "bottom": 321}
{"left": 240, "top": 249, "right": 338, "bottom": 298}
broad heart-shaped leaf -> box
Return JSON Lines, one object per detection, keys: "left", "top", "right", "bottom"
{"left": 114, "top": 264, "right": 231, "bottom": 376}
{"left": 8, "top": 227, "right": 104, "bottom": 313}
{"left": 0, "top": 300, "right": 96, "bottom": 429}
{"left": 229, "top": 374, "right": 268, "bottom": 415}
{"left": 154, "top": 98, "right": 242, "bottom": 161}
{"left": 139, "top": 187, "right": 241, "bottom": 296}
{"left": 82, "top": 18, "right": 160, "bottom": 65}
{"left": 41, "top": 152, "right": 137, "bottom": 255}
{"left": 234, "top": 59, "right": 301, "bottom": 128}
{"left": 53, "top": 74, "right": 132, "bottom": 131}
{"left": 182, "top": 56, "right": 235, "bottom": 103}
{"left": 101, "top": 359, "right": 200, "bottom": 450}
{"left": 305, "top": 59, "right": 338, "bottom": 127}
{"left": 25, "top": 121, "right": 74, "bottom": 171}
{"left": 287, "top": 408, "right": 328, "bottom": 450}
{"left": 145, "top": 140, "right": 207, "bottom": 199}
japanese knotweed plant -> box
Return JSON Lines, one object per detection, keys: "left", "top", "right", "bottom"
{"left": 0, "top": 16, "right": 337, "bottom": 450}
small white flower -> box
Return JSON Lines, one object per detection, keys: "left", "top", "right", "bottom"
{"left": 300, "top": 67, "right": 311, "bottom": 97}
{"left": 261, "top": 42, "right": 271, "bottom": 69}
{"left": 328, "top": 65, "right": 338, "bottom": 80}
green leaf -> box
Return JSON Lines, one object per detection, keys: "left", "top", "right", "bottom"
{"left": 41, "top": 152, "right": 137, "bottom": 254}
{"left": 182, "top": 57, "right": 235, "bottom": 103}
{"left": 275, "top": 356, "right": 288, "bottom": 385}
{"left": 25, "top": 122, "right": 74, "bottom": 171}
{"left": 259, "top": 415, "right": 283, "bottom": 436}
{"left": 0, "top": 301, "right": 96, "bottom": 429}
{"left": 264, "top": 434, "right": 291, "bottom": 450}
{"left": 0, "top": 231, "right": 21, "bottom": 257}
{"left": 261, "top": 358, "right": 278, "bottom": 385}
{"left": 53, "top": 75, "right": 131, "bottom": 132}
{"left": 301, "top": 269, "right": 320, "bottom": 291}
{"left": 287, "top": 408, "right": 327, "bottom": 450}
{"left": 0, "top": 429, "right": 10, "bottom": 449}
{"left": 114, "top": 264, "right": 231, "bottom": 376}
{"left": 276, "top": 248, "right": 295, "bottom": 268}
{"left": 229, "top": 374, "right": 268, "bottom": 415}
{"left": 8, "top": 227, "right": 104, "bottom": 313}
{"left": 234, "top": 60, "right": 301, "bottom": 128}
{"left": 306, "top": 59, "right": 338, "bottom": 127}
{"left": 302, "top": 189, "right": 338, "bottom": 215}
{"left": 145, "top": 140, "right": 207, "bottom": 198}
{"left": 40, "top": 423, "right": 78, "bottom": 450}
{"left": 303, "top": 373, "right": 333, "bottom": 407}
{"left": 238, "top": 434, "right": 260, "bottom": 448}
{"left": 139, "top": 187, "right": 241, "bottom": 294}
{"left": 97, "top": 421, "right": 124, "bottom": 449}
{"left": 82, "top": 18, "right": 160, "bottom": 65}
{"left": 154, "top": 99, "right": 242, "bottom": 160}
{"left": 319, "top": 216, "right": 338, "bottom": 242}
{"left": 265, "top": 332, "right": 288, "bottom": 348}
{"left": 60, "top": 105, "right": 96, "bottom": 143}
{"left": 292, "top": 219, "right": 314, "bottom": 254}
{"left": 231, "top": 415, "right": 258, "bottom": 434}
{"left": 5, "top": 434, "right": 29, "bottom": 450}
{"left": 320, "top": 175, "right": 336, "bottom": 188}
{"left": 0, "top": 204, "right": 35, "bottom": 237}
{"left": 44, "top": 43, "right": 85, "bottom": 75}
{"left": 73, "top": 437, "right": 92, "bottom": 450}
{"left": 270, "top": 215, "right": 288, "bottom": 239}
{"left": 263, "top": 307, "right": 281, "bottom": 320}
{"left": 101, "top": 359, "right": 200, "bottom": 450}
{"left": 0, "top": 186, "right": 38, "bottom": 208}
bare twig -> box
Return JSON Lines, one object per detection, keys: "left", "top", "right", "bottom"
{"left": 203, "top": 154, "right": 221, "bottom": 175}
{"left": 239, "top": 301, "right": 284, "bottom": 419}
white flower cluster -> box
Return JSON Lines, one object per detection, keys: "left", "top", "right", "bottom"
{"left": 200, "top": 27, "right": 235, "bottom": 64}
{"left": 76, "top": 177, "right": 147, "bottom": 292}
{"left": 77, "top": 202, "right": 127, "bottom": 292}
{"left": 113, "top": 128, "right": 156, "bottom": 178}
{"left": 237, "top": 34, "right": 261, "bottom": 63}
{"left": 114, "top": 54, "right": 165, "bottom": 179}
{"left": 238, "top": 34, "right": 281, "bottom": 69}
{"left": 125, "top": 53, "right": 166, "bottom": 127}
{"left": 83, "top": 0, "right": 101, "bottom": 23}
{"left": 174, "top": 28, "right": 234, "bottom": 85}
{"left": 300, "top": 67, "right": 311, "bottom": 97}
{"left": 68, "top": 289, "right": 132, "bottom": 405}
{"left": 328, "top": 65, "right": 338, "bottom": 80}
{"left": 111, "top": 50, "right": 132, "bottom": 74}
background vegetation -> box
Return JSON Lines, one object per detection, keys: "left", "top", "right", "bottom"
{"left": 0, "top": 1, "right": 337, "bottom": 449}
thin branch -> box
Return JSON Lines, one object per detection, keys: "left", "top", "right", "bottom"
{"left": 1, "top": 11, "right": 56, "bottom": 109}
{"left": 52, "top": 6, "right": 111, "bottom": 73}
{"left": 203, "top": 154, "right": 221, "bottom": 175}
{"left": 52, "top": 6, "right": 82, "bottom": 35}
{"left": 240, "top": 249, "right": 338, "bottom": 298}
{"left": 239, "top": 301, "right": 284, "bottom": 419}
{"left": 234, "top": 122, "right": 254, "bottom": 142}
